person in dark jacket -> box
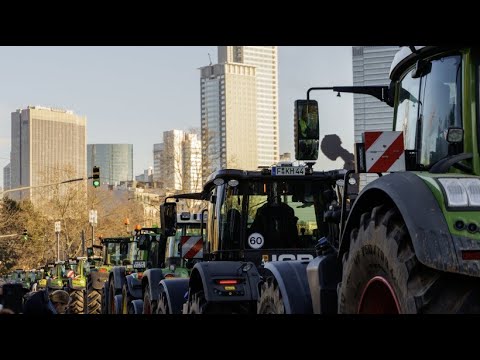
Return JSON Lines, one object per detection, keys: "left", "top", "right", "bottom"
{"left": 23, "top": 289, "right": 70, "bottom": 314}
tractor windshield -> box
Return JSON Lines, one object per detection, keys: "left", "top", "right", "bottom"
{"left": 395, "top": 54, "right": 462, "bottom": 168}
{"left": 106, "top": 241, "right": 137, "bottom": 266}
{"left": 215, "top": 178, "right": 325, "bottom": 252}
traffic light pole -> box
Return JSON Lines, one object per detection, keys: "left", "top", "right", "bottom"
{"left": 0, "top": 176, "right": 98, "bottom": 196}
{"left": 91, "top": 223, "right": 95, "bottom": 248}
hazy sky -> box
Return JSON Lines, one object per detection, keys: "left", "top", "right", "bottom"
{"left": 0, "top": 46, "right": 355, "bottom": 187}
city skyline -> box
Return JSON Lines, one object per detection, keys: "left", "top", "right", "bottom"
{"left": 0, "top": 46, "right": 356, "bottom": 189}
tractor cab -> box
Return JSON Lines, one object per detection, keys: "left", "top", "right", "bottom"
{"left": 47, "top": 261, "right": 67, "bottom": 290}
{"left": 131, "top": 227, "right": 161, "bottom": 272}
{"left": 163, "top": 164, "right": 341, "bottom": 269}
{"left": 101, "top": 237, "right": 136, "bottom": 267}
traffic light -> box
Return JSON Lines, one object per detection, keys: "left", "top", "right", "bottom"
{"left": 92, "top": 166, "right": 100, "bottom": 187}
{"left": 22, "top": 229, "right": 28, "bottom": 241}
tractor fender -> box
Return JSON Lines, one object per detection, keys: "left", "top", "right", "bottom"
{"left": 340, "top": 172, "right": 476, "bottom": 276}
{"left": 125, "top": 274, "right": 143, "bottom": 300}
{"left": 305, "top": 251, "right": 342, "bottom": 314}
{"left": 130, "top": 299, "right": 144, "bottom": 314}
{"left": 110, "top": 266, "right": 126, "bottom": 292}
{"left": 159, "top": 278, "right": 190, "bottom": 314}
{"left": 189, "top": 261, "right": 261, "bottom": 302}
{"left": 89, "top": 270, "right": 109, "bottom": 290}
{"left": 263, "top": 260, "right": 313, "bottom": 314}
{"left": 141, "top": 269, "right": 164, "bottom": 303}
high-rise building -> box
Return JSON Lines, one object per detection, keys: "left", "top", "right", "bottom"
{"left": 87, "top": 144, "right": 133, "bottom": 185}
{"left": 200, "top": 63, "right": 257, "bottom": 181}
{"left": 200, "top": 46, "right": 278, "bottom": 181}
{"left": 10, "top": 106, "right": 86, "bottom": 202}
{"left": 160, "top": 129, "right": 202, "bottom": 193}
{"left": 217, "top": 46, "right": 279, "bottom": 167}
{"left": 183, "top": 132, "right": 202, "bottom": 192}
{"left": 3, "top": 162, "right": 11, "bottom": 191}
{"left": 153, "top": 143, "right": 164, "bottom": 183}
{"left": 353, "top": 46, "right": 398, "bottom": 188}
{"left": 162, "top": 130, "right": 185, "bottom": 191}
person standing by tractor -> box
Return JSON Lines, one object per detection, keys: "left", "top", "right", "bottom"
{"left": 23, "top": 290, "right": 71, "bottom": 314}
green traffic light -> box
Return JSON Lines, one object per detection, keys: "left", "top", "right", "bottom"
{"left": 93, "top": 180, "right": 100, "bottom": 188}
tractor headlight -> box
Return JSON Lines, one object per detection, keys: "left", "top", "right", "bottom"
{"left": 438, "top": 178, "right": 480, "bottom": 207}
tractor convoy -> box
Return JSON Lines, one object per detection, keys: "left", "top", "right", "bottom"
{"left": 3, "top": 46, "right": 479, "bottom": 314}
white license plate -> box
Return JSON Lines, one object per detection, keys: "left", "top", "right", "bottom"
{"left": 133, "top": 261, "right": 146, "bottom": 269}
{"left": 272, "top": 166, "right": 305, "bottom": 176}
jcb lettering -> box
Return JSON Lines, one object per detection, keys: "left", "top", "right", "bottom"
{"left": 271, "top": 254, "right": 314, "bottom": 261}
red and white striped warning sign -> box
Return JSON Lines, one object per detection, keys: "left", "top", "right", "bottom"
{"left": 363, "top": 131, "right": 405, "bottom": 173}
{"left": 181, "top": 236, "right": 203, "bottom": 259}
{"left": 66, "top": 270, "right": 75, "bottom": 278}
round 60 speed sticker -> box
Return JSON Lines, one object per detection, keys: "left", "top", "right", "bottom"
{"left": 248, "top": 233, "right": 264, "bottom": 249}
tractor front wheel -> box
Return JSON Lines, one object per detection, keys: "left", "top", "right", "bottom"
{"left": 257, "top": 277, "right": 285, "bottom": 314}
{"left": 69, "top": 290, "right": 85, "bottom": 314}
{"left": 339, "top": 205, "right": 480, "bottom": 314}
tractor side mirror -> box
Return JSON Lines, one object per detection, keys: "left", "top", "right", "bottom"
{"left": 294, "top": 99, "right": 319, "bottom": 161}
{"left": 161, "top": 202, "right": 177, "bottom": 237}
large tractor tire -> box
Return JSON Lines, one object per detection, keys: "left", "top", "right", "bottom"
{"left": 101, "top": 282, "right": 109, "bottom": 314}
{"left": 69, "top": 290, "right": 85, "bottom": 314}
{"left": 188, "top": 291, "right": 206, "bottom": 314}
{"left": 142, "top": 284, "right": 157, "bottom": 314}
{"left": 156, "top": 289, "right": 170, "bottom": 314}
{"left": 257, "top": 277, "right": 285, "bottom": 314}
{"left": 338, "top": 205, "right": 480, "bottom": 314}
{"left": 113, "top": 294, "right": 123, "bottom": 314}
{"left": 108, "top": 279, "right": 118, "bottom": 314}
{"left": 86, "top": 277, "right": 102, "bottom": 314}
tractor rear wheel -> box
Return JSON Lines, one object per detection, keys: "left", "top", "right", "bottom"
{"left": 113, "top": 294, "right": 123, "bottom": 314}
{"left": 108, "top": 279, "right": 117, "bottom": 314}
{"left": 86, "top": 285, "right": 102, "bottom": 314}
{"left": 69, "top": 290, "right": 85, "bottom": 314}
{"left": 257, "top": 277, "right": 285, "bottom": 314}
{"left": 338, "top": 205, "right": 480, "bottom": 314}
{"left": 156, "top": 289, "right": 169, "bottom": 314}
{"left": 143, "top": 284, "right": 157, "bottom": 314}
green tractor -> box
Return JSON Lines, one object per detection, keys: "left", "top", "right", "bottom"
{"left": 84, "top": 244, "right": 106, "bottom": 314}
{"left": 256, "top": 46, "right": 480, "bottom": 314}
{"left": 64, "top": 257, "right": 87, "bottom": 314}
{"left": 36, "top": 263, "right": 55, "bottom": 291}
{"left": 141, "top": 212, "right": 205, "bottom": 315}
{"left": 47, "top": 259, "right": 87, "bottom": 314}
{"left": 102, "top": 233, "right": 151, "bottom": 314}
{"left": 98, "top": 236, "right": 138, "bottom": 314}
{"left": 84, "top": 238, "right": 131, "bottom": 315}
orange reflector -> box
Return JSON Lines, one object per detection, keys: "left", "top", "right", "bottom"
{"left": 462, "top": 250, "right": 480, "bottom": 260}
{"left": 98, "top": 268, "right": 107, "bottom": 273}
{"left": 217, "top": 279, "right": 238, "bottom": 285}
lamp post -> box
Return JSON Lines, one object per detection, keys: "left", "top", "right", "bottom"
{"left": 54, "top": 221, "right": 61, "bottom": 262}
{"left": 89, "top": 209, "right": 97, "bottom": 247}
